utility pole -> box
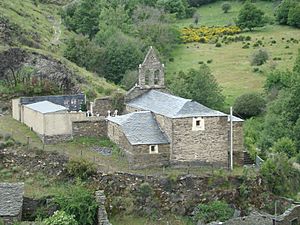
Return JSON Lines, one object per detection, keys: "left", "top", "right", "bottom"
{"left": 230, "top": 107, "right": 233, "bottom": 171}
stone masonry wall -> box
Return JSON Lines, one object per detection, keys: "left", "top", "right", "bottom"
{"left": 276, "top": 205, "right": 300, "bottom": 225}
{"left": 93, "top": 97, "right": 113, "bottom": 116}
{"left": 128, "top": 144, "right": 170, "bottom": 169}
{"left": 232, "top": 122, "right": 244, "bottom": 166}
{"left": 95, "top": 191, "right": 112, "bottom": 225}
{"left": 171, "top": 116, "right": 229, "bottom": 168}
{"left": 72, "top": 119, "right": 107, "bottom": 138}
{"left": 42, "top": 134, "right": 72, "bottom": 144}
{"left": 0, "top": 215, "right": 21, "bottom": 225}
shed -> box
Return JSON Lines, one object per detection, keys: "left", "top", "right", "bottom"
{"left": 22, "top": 101, "right": 85, "bottom": 144}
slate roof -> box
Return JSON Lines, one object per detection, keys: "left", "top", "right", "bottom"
{"left": 25, "top": 101, "right": 67, "bottom": 114}
{"left": 0, "top": 183, "right": 24, "bottom": 216}
{"left": 228, "top": 115, "right": 244, "bottom": 122}
{"left": 127, "top": 90, "right": 227, "bottom": 118}
{"left": 107, "top": 111, "right": 169, "bottom": 145}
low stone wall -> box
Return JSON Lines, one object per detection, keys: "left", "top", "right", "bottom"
{"left": 0, "top": 215, "right": 21, "bottom": 225}
{"left": 42, "top": 134, "right": 72, "bottom": 144}
{"left": 95, "top": 191, "right": 111, "bottom": 225}
{"left": 276, "top": 204, "right": 300, "bottom": 225}
{"left": 72, "top": 119, "right": 107, "bottom": 138}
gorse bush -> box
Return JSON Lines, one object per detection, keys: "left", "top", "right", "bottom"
{"left": 193, "top": 201, "right": 234, "bottom": 223}
{"left": 180, "top": 26, "right": 241, "bottom": 43}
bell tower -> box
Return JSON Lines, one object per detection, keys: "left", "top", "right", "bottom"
{"left": 138, "top": 46, "right": 165, "bottom": 88}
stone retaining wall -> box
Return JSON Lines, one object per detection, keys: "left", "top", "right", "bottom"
{"left": 95, "top": 191, "right": 111, "bottom": 225}
{"left": 72, "top": 119, "right": 107, "bottom": 138}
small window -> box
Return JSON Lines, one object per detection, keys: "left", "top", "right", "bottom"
{"left": 291, "top": 218, "right": 298, "bottom": 225}
{"left": 192, "top": 117, "right": 205, "bottom": 131}
{"left": 145, "top": 70, "right": 151, "bottom": 85}
{"left": 149, "top": 145, "right": 158, "bottom": 154}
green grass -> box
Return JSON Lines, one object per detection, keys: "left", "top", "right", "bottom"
{"left": 110, "top": 215, "right": 192, "bottom": 225}
{"left": 178, "top": 0, "right": 279, "bottom": 28}
{"left": 168, "top": 0, "right": 300, "bottom": 107}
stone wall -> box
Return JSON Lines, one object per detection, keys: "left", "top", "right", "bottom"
{"left": 0, "top": 215, "right": 21, "bottom": 225}
{"left": 95, "top": 191, "right": 111, "bottom": 225}
{"left": 232, "top": 122, "right": 244, "bottom": 166}
{"left": 128, "top": 144, "right": 170, "bottom": 169}
{"left": 73, "top": 119, "right": 107, "bottom": 138}
{"left": 42, "top": 134, "right": 72, "bottom": 144}
{"left": 276, "top": 204, "right": 300, "bottom": 225}
{"left": 93, "top": 97, "right": 113, "bottom": 117}
{"left": 171, "top": 116, "right": 229, "bottom": 168}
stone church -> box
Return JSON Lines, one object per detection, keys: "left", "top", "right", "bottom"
{"left": 107, "top": 47, "right": 244, "bottom": 169}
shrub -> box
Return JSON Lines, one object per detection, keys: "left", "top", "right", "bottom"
{"left": 260, "top": 153, "right": 300, "bottom": 196}
{"left": 207, "top": 59, "right": 213, "bottom": 63}
{"left": 54, "top": 183, "right": 98, "bottom": 225}
{"left": 287, "top": 4, "right": 300, "bottom": 28}
{"left": 221, "top": 2, "right": 231, "bottom": 13}
{"left": 66, "top": 159, "right": 97, "bottom": 180}
{"left": 275, "top": 0, "right": 297, "bottom": 25}
{"left": 272, "top": 137, "right": 297, "bottom": 158}
{"left": 44, "top": 210, "right": 78, "bottom": 225}
{"left": 233, "top": 93, "right": 266, "bottom": 119}
{"left": 236, "top": 1, "right": 266, "bottom": 31}
{"left": 193, "top": 201, "right": 234, "bottom": 223}
{"left": 215, "top": 42, "right": 222, "bottom": 47}
{"left": 251, "top": 49, "right": 269, "bottom": 66}
{"left": 136, "top": 182, "right": 153, "bottom": 198}
{"left": 180, "top": 26, "right": 241, "bottom": 43}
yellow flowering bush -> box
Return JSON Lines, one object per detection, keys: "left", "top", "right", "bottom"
{"left": 180, "top": 26, "right": 241, "bottom": 43}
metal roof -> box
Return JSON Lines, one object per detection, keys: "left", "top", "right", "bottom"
{"left": 107, "top": 111, "right": 169, "bottom": 145}
{"left": 0, "top": 183, "right": 24, "bottom": 216}
{"left": 127, "top": 90, "right": 227, "bottom": 118}
{"left": 25, "top": 101, "right": 67, "bottom": 114}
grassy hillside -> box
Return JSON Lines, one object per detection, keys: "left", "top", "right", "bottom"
{"left": 167, "top": 1, "right": 300, "bottom": 107}
{"left": 0, "top": 0, "right": 120, "bottom": 98}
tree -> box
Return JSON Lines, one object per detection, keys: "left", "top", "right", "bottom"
{"left": 287, "top": 4, "right": 300, "bottom": 28}
{"left": 170, "top": 64, "right": 225, "bottom": 109}
{"left": 260, "top": 153, "right": 300, "bottom": 196}
{"left": 157, "top": 0, "right": 187, "bottom": 19}
{"left": 233, "top": 93, "right": 266, "bottom": 119}
{"left": 101, "top": 32, "right": 144, "bottom": 84}
{"left": 251, "top": 49, "right": 269, "bottom": 66}
{"left": 61, "top": 0, "right": 102, "bottom": 38}
{"left": 193, "top": 12, "right": 200, "bottom": 25}
{"left": 275, "top": 0, "right": 297, "bottom": 25}
{"left": 236, "top": 1, "right": 266, "bottom": 31}
{"left": 221, "top": 2, "right": 231, "bottom": 13}
{"left": 272, "top": 137, "right": 297, "bottom": 158}
{"left": 63, "top": 35, "right": 104, "bottom": 73}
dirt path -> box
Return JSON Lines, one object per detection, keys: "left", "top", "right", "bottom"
{"left": 49, "top": 16, "right": 62, "bottom": 45}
